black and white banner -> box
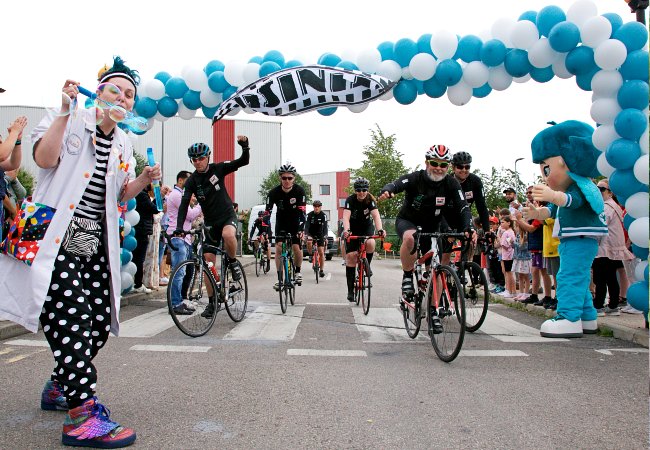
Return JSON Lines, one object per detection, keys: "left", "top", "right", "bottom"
{"left": 212, "top": 65, "right": 396, "bottom": 123}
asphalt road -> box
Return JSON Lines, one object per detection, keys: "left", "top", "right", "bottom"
{"left": 1, "top": 257, "right": 647, "bottom": 449}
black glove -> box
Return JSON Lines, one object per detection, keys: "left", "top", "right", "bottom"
{"left": 377, "top": 229, "right": 386, "bottom": 238}
{"left": 237, "top": 136, "right": 249, "bottom": 149}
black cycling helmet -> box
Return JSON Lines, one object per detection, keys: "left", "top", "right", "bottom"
{"left": 188, "top": 143, "right": 210, "bottom": 159}
{"left": 313, "top": 200, "right": 322, "bottom": 206}
{"left": 353, "top": 177, "right": 370, "bottom": 190}
{"left": 452, "top": 151, "right": 472, "bottom": 165}
{"left": 257, "top": 210, "right": 264, "bottom": 216}
{"left": 425, "top": 144, "right": 452, "bottom": 161}
{"left": 278, "top": 163, "right": 297, "bottom": 175}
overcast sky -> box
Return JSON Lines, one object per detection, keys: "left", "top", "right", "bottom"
{"left": 0, "top": 0, "right": 638, "bottom": 185}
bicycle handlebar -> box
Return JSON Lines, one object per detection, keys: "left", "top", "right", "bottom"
{"left": 409, "top": 228, "right": 468, "bottom": 255}
{"left": 345, "top": 235, "right": 383, "bottom": 243}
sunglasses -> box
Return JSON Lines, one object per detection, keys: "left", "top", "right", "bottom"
{"left": 598, "top": 186, "right": 609, "bottom": 192}
{"left": 526, "top": 191, "right": 533, "bottom": 195}
{"left": 355, "top": 188, "right": 368, "bottom": 193}
{"left": 455, "top": 164, "right": 471, "bottom": 170}
{"left": 281, "top": 176, "right": 294, "bottom": 181}
{"left": 190, "top": 156, "right": 207, "bottom": 162}
{"left": 427, "top": 160, "right": 449, "bottom": 168}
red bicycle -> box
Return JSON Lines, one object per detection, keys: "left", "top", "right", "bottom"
{"left": 346, "top": 234, "right": 382, "bottom": 315}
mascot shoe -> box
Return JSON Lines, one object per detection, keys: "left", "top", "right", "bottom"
{"left": 540, "top": 317, "right": 584, "bottom": 338}
{"left": 582, "top": 320, "right": 598, "bottom": 334}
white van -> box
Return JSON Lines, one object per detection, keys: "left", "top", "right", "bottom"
{"left": 247, "top": 204, "right": 337, "bottom": 260}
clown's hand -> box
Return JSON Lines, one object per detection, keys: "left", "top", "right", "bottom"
{"left": 532, "top": 184, "right": 567, "bottom": 206}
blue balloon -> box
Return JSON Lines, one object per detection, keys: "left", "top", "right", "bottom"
{"left": 473, "top": 83, "right": 492, "bottom": 98}
{"left": 519, "top": 10, "right": 537, "bottom": 23}
{"left": 122, "top": 235, "right": 137, "bottom": 252}
{"left": 182, "top": 90, "right": 202, "bottom": 110}
{"left": 480, "top": 39, "right": 507, "bottom": 67}
{"left": 575, "top": 68, "right": 598, "bottom": 91}
{"left": 627, "top": 281, "right": 649, "bottom": 314}
{"left": 624, "top": 212, "right": 636, "bottom": 229}
{"left": 222, "top": 86, "right": 237, "bottom": 101}
{"left": 337, "top": 61, "right": 359, "bottom": 71}
{"left": 157, "top": 97, "right": 178, "bottom": 117}
{"left": 263, "top": 50, "right": 285, "bottom": 67}
{"left": 154, "top": 71, "right": 172, "bottom": 84}
{"left": 423, "top": 77, "right": 447, "bottom": 98}
{"left": 317, "top": 107, "right": 337, "bottom": 116}
{"left": 613, "top": 21, "right": 649, "bottom": 52}
{"left": 548, "top": 21, "right": 581, "bottom": 52}
{"left": 645, "top": 265, "right": 649, "bottom": 283}
{"left": 377, "top": 41, "right": 395, "bottom": 61}
{"left": 417, "top": 34, "right": 433, "bottom": 55}
{"left": 393, "top": 80, "right": 418, "bottom": 105}
{"left": 435, "top": 59, "right": 463, "bottom": 86}
{"left": 165, "top": 77, "right": 189, "bottom": 99}
{"left": 606, "top": 139, "right": 642, "bottom": 169}
{"left": 609, "top": 168, "right": 646, "bottom": 199}
{"left": 530, "top": 65, "right": 555, "bottom": 83}
{"left": 202, "top": 105, "right": 219, "bottom": 119}
{"left": 208, "top": 71, "right": 229, "bottom": 93}
{"left": 259, "top": 61, "right": 281, "bottom": 77}
{"left": 565, "top": 46, "right": 595, "bottom": 75}
{"left": 536, "top": 5, "right": 566, "bottom": 37}
{"left": 393, "top": 38, "right": 418, "bottom": 67}
{"left": 134, "top": 97, "right": 157, "bottom": 119}
{"left": 631, "top": 244, "right": 649, "bottom": 260}
{"left": 126, "top": 198, "right": 136, "bottom": 211}
{"left": 618, "top": 80, "right": 649, "bottom": 110}
{"left": 414, "top": 80, "right": 425, "bottom": 95}
{"left": 248, "top": 56, "right": 263, "bottom": 64}
{"left": 504, "top": 49, "right": 533, "bottom": 77}
{"left": 602, "top": 13, "right": 623, "bottom": 35}
{"left": 285, "top": 60, "right": 303, "bottom": 69}
{"left": 457, "top": 35, "right": 483, "bottom": 62}
{"left": 120, "top": 248, "right": 132, "bottom": 265}
{"left": 620, "top": 50, "right": 649, "bottom": 82}
{"left": 318, "top": 53, "right": 341, "bottom": 67}
{"left": 614, "top": 108, "right": 648, "bottom": 140}
{"left": 204, "top": 60, "right": 225, "bottom": 76}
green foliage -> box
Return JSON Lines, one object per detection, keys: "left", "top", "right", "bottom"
{"left": 134, "top": 152, "right": 147, "bottom": 177}
{"left": 473, "top": 166, "right": 527, "bottom": 213}
{"left": 349, "top": 124, "right": 412, "bottom": 218}
{"left": 257, "top": 169, "right": 312, "bottom": 204}
{"left": 17, "top": 168, "right": 35, "bottom": 196}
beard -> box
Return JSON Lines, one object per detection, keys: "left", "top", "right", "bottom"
{"left": 427, "top": 171, "right": 446, "bottom": 182}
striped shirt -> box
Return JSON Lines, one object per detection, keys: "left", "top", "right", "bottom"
{"left": 74, "top": 126, "right": 113, "bottom": 221}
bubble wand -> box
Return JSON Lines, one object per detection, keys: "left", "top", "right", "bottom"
{"left": 146, "top": 147, "right": 163, "bottom": 212}
{"left": 77, "top": 85, "right": 148, "bottom": 133}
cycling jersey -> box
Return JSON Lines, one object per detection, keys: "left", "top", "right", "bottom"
{"left": 344, "top": 194, "right": 377, "bottom": 235}
{"left": 454, "top": 172, "right": 490, "bottom": 232}
{"left": 266, "top": 183, "right": 306, "bottom": 234}
{"left": 249, "top": 216, "right": 272, "bottom": 240}
{"left": 306, "top": 210, "right": 328, "bottom": 238}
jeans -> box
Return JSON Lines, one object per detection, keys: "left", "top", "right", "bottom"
{"left": 170, "top": 238, "right": 192, "bottom": 308}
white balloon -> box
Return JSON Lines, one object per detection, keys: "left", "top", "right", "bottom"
{"left": 478, "top": 29, "right": 492, "bottom": 42}
{"left": 242, "top": 107, "right": 256, "bottom": 114}
{"left": 640, "top": 129, "right": 649, "bottom": 154}
{"left": 447, "top": 81, "right": 472, "bottom": 106}
{"left": 401, "top": 67, "right": 414, "bottom": 80}
{"left": 125, "top": 209, "right": 140, "bottom": 227}
{"left": 567, "top": 0, "right": 598, "bottom": 28}
{"left": 124, "top": 261, "right": 138, "bottom": 277}
{"left": 379, "top": 89, "right": 394, "bottom": 101}
{"left": 430, "top": 30, "right": 458, "bottom": 59}
{"left": 491, "top": 18, "right": 516, "bottom": 47}
{"left": 377, "top": 60, "right": 402, "bottom": 82}
{"left": 340, "top": 49, "right": 358, "bottom": 64}
{"left": 409, "top": 53, "right": 437, "bottom": 81}
{"left": 592, "top": 124, "right": 621, "bottom": 151}
{"left": 590, "top": 98, "right": 621, "bottom": 125}
{"left": 513, "top": 73, "right": 532, "bottom": 83}
{"left": 137, "top": 81, "right": 150, "bottom": 99}
{"left": 597, "top": 152, "right": 616, "bottom": 177}
{"left": 224, "top": 61, "right": 246, "bottom": 87}
{"left": 227, "top": 108, "right": 239, "bottom": 116}
{"left": 184, "top": 68, "right": 208, "bottom": 92}
{"left": 591, "top": 70, "right": 623, "bottom": 98}
{"left": 594, "top": 39, "right": 628, "bottom": 70}
{"left": 462, "top": 61, "right": 490, "bottom": 88}
{"left": 528, "top": 38, "right": 559, "bottom": 68}
{"left": 178, "top": 103, "right": 197, "bottom": 120}
{"left": 634, "top": 154, "right": 649, "bottom": 184}
{"left": 634, "top": 260, "right": 648, "bottom": 282}
{"left": 153, "top": 112, "right": 169, "bottom": 122}
{"left": 626, "top": 192, "right": 650, "bottom": 219}
{"left": 510, "top": 20, "right": 540, "bottom": 50}
{"left": 146, "top": 118, "right": 155, "bottom": 131}
{"left": 122, "top": 221, "right": 132, "bottom": 236}
{"left": 357, "top": 48, "right": 382, "bottom": 73}
{"left": 552, "top": 54, "right": 573, "bottom": 79}
{"left": 242, "top": 63, "right": 261, "bottom": 85}
{"left": 580, "top": 16, "right": 612, "bottom": 48}
{"left": 348, "top": 102, "right": 369, "bottom": 113}
{"left": 628, "top": 217, "right": 649, "bottom": 248}
{"left": 487, "top": 65, "right": 512, "bottom": 91}
{"left": 120, "top": 271, "right": 134, "bottom": 292}
{"left": 144, "top": 79, "right": 165, "bottom": 101}
{"left": 200, "top": 89, "right": 222, "bottom": 108}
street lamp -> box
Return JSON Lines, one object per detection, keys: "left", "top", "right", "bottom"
{"left": 514, "top": 157, "right": 524, "bottom": 194}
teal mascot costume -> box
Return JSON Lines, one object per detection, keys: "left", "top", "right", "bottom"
{"left": 524, "top": 120, "right": 608, "bottom": 338}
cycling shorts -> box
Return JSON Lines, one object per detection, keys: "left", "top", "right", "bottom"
{"left": 205, "top": 211, "right": 238, "bottom": 249}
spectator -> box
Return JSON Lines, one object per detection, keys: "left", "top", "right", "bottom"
{"left": 512, "top": 218, "right": 532, "bottom": 300}
{"left": 143, "top": 184, "right": 170, "bottom": 289}
{"left": 3, "top": 168, "right": 27, "bottom": 239}
{"left": 503, "top": 186, "right": 522, "bottom": 216}
{"left": 0, "top": 116, "right": 27, "bottom": 229}
{"left": 486, "top": 216, "right": 505, "bottom": 293}
{"left": 499, "top": 216, "right": 516, "bottom": 298}
{"left": 131, "top": 184, "right": 159, "bottom": 294}
{"left": 157, "top": 185, "right": 172, "bottom": 286}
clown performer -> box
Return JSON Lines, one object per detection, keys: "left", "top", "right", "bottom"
{"left": 0, "top": 57, "right": 160, "bottom": 448}
{"left": 523, "top": 120, "right": 607, "bottom": 338}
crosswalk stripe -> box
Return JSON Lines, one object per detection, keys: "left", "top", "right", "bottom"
{"left": 117, "top": 308, "right": 178, "bottom": 338}
{"left": 223, "top": 305, "right": 305, "bottom": 341}
{"left": 4, "top": 339, "right": 49, "bottom": 347}
{"left": 353, "top": 308, "right": 428, "bottom": 342}
{"left": 130, "top": 345, "right": 210, "bottom": 352}
{"left": 287, "top": 349, "right": 367, "bottom": 357}
{"left": 460, "top": 350, "right": 528, "bottom": 357}
{"left": 478, "top": 310, "right": 569, "bottom": 342}
{"left": 6, "top": 349, "right": 47, "bottom": 362}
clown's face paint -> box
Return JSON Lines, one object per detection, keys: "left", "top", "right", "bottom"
{"left": 539, "top": 156, "right": 572, "bottom": 192}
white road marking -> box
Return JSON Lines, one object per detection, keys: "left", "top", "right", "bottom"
{"left": 287, "top": 349, "right": 367, "bottom": 357}
{"left": 354, "top": 308, "right": 428, "bottom": 343}
{"left": 117, "top": 308, "right": 179, "bottom": 338}
{"left": 460, "top": 350, "right": 528, "bottom": 357}
{"left": 325, "top": 273, "right": 332, "bottom": 281}
{"left": 223, "top": 305, "right": 305, "bottom": 341}
{"left": 307, "top": 302, "right": 351, "bottom": 306}
{"left": 479, "top": 310, "right": 568, "bottom": 342}
{"left": 130, "top": 345, "right": 210, "bottom": 352}
{"left": 595, "top": 348, "right": 648, "bottom": 356}
{"left": 4, "top": 339, "right": 49, "bottom": 347}
{"left": 5, "top": 349, "right": 47, "bottom": 363}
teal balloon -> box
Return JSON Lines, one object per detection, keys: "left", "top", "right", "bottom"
{"left": 204, "top": 60, "right": 224, "bottom": 76}
{"left": 208, "top": 71, "right": 229, "bottom": 93}
{"left": 530, "top": 65, "right": 554, "bottom": 83}
{"left": 417, "top": 34, "right": 433, "bottom": 55}
{"left": 606, "top": 139, "right": 642, "bottom": 169}
{"left": 317, "top": 107, "right": 337, "bottom": 116}
{"left": 394, "top": 79, "right": 418, "bottom": 105}
{"left": 165, "top": 77, "right": 188, "bottom": 99}
{"left": 565, "top": 46, "right": 595, "bottom": 75}
{"left": 536, "top": 5, "right": 566, "bottom": 37}
{"left": 473, "top": 83, "right": 492, "bottom": 98}
{"left": 337, "top": 61, "right": 359, "bottom": 71}
{"left": 457, "top": 35, "right": 483, "bottom": 62}
{"left": 134, "top": 97, "right": 157, "bottom": 119}
{"left": 248, "top": 56, "right": 263, "bottom": 64}
{"left": 627, "top": 282, "right": 649, "bottom": 314}
{"left": 182, "top": 90, "right": 202, "bottom": 110}
{"left": 318, "top": 53, "right": 341, "bottom": 67}
{"left": 121, "top": 248, "right": 132, "bottom": 265}
{"left": 122, "top": 235, "right": 137, "bottom": 252}
{"left": 624, "top": 213, "right": 636, "bottom": 229}
{"left": 631, "top": 244, "right": 649, "bottom": 260}
{"left": 154, "top": 71, "right": 172, "bottom": 84}
{"left": 617, "top": 80, "right": 649, "bottom": 110}
{"left": 260, "top": 61, "right": 281, "bottom": 77}
{"left": 645, "top": 265, "right": 649, "bottom": 283}
{"left": 202, "top": 105, "right": 219, "bottom": 119}
{"left": 614, "top": 109, "right": 648, "bottom": 140}
{"left": 575, "top": 68, "right": 598, "bottom": 91}
{"left": 609, "top": 168, "right": 646, "bottom": 199}
{"left": 377, "top": 41, "right": 395, "bottom": 61}
{"left": 223, "top": 86, "right": 237, "bottom": 101}
{"left": 548, "top": 21, "right": 580, "bottom": 52}
{"left": 519, "top": 10, "right": 537, "bottom": 23}
{"left": 620, "top": 50, "right": 649, "bottom": 82}
{"left": 423, "top": 77, "right": 447, "bottom": 98}
{"left": 602, "top": 13, "right": 623, "bottom": 35}
{"left": 505, "top": 49, "right": 532, "bottom": 77}
{"left": 480, "top": 39, "right": 507, "bottom": 67}
{"left": 157, "top": 96, "right": 178, "bottom": 117}
{"left": 394, "top": 38, "right": 418, "bottom": 67}
{"left": 126, "top": 198, "right": 136, "bottom": 211}
{"left": 263, "top": 50, "right": 285, "bottom": 67}
{"left": 285, "top": 60, "right": 303, "bottom": 69}
{"left": 435, "top": 59, "right": 463, "bottom": 86}
{"left": 613, "top": 21, "right": 648, "bottom": 52}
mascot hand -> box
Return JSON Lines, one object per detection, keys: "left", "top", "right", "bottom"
{"left": 532, "top": 184, "right": 567, "bottom": 206}
{"left": 523, "top": 206, "right": 539, "bottom": 220}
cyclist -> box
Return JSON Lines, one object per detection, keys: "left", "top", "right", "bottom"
{"left": 342, "top": 177, "right": 385, "bottom": 301}
{"left": 378, "top": 145, "right": 474, "bottom": 302}
{"left": 450, "top": 151, "right": 490, "bottom": 233}
{"left": 249, "top": 210, "right": 272, "bottom": 272}
{"left": 266, "top": 163, "right": 306, "bottom": 289}
{"left": 174, "top": 137, "right": 250, "bottom": 318}
{"left": 305, "top": 200, "right": 328, "bottom": 278}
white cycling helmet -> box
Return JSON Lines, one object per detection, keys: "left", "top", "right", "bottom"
{"left": 425, "top": 144, "right": 452, "bottom": 162}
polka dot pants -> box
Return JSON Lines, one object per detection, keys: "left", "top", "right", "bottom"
{"left": 40, "top": 239, "right": 111, "bottom": 409}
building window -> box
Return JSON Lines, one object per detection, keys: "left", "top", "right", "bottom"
{"left": 319, "top": 185, "right": 331, "bottom": 195}
{"left": 339, "top": 198, "right": 346, "bottom": 208}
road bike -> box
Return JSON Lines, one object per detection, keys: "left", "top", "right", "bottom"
{"left": 165, "top": 225, "right": 248, "bottom": 337}
{"left": 306, "top": 235, "right": 325, "bottom": 284}
{"left": 450, "top": 237, "right": 490, "bottom": 332}
{"left": 251, "top": 234, "right": 270, "bottom": 277}
{"left": 346, "top": 234, "right": 382, "bottom": 315}
{"left": 399, "top": 228, "right": 466, "bottom": 362}
{"left": 276, "top": 233, "right": 299, "bottom": 313}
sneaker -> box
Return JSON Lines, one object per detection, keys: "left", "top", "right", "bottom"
{"left": 265, "top": 261, "right": 271, "bottom": 272}
{"left": 596, "top": 308, "right": 606, "bottom": 317}
{"left": 295, "top": 273, "right": 302, "bottom": 285}
{"left": 514, "top": 293, "right": 527, "bottom": 301}
{"left": 501, "top": 291, "right": 514, "bottom": 299}
{"left": 401, "top": 277, "right": 415, "bottom": 296}
{"left": 347, "top": 291, "right": 355, "bottom": 302}
{"left": 541, "top": 296, "right": 554, "bottom": 309}
{"left": 319, "top": 270, "right": 325, "bottom": 278}
{"left": 273, "top": 281, "right": 281, "bottom": 291}
{"left": 549, "top": 298, "right": 558, "bottom": 311}
{"left": 62, "top": 397, "right": 136, "bottom": 448}
{"left": 429, "top": 312, "right": 443, "bottom": 335}
{"left": 367, "top": 267, "right": 373, "bottom": 277}
{"left": 131, "top": 285, "right": 152, "bottom": 294}
{"left": 491, "top": 285, "right": 505, "bottom": 294}
{"left": 621, "top": 305, "right": 643, "bottom": 314}
{"left": 488, "top": 283, "right": 496, "bottom": 291}
{"left": 533, "top": 297, "right": 546, "bottom": 306}
{"left": 172, "top": 304, "right": 192, "bottom": 316}
{"left": 229, "top": 261, "right": 242, "bottom": 281}
{"left": 201, "top": 302, "right": 216, "bottom": 319}
{"left": 604, "top": 306, "right": 621, "bottom": 316}
{"left": 41, "top": 380, "right": 68, "bottom": 411}
{"left": 521, "top": 294, "right": 538, "bottom": 304}
{"left": 159, "top": 277, "right": 169, "bottom": 286}
{"left": 182, "top": 300, "right": 196, "bottom": 312}
{"left": 618, "top": 297, "right": 627, "bottom": 307}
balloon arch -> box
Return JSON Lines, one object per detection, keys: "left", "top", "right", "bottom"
{"left": 119, "top": 0, "right": 649, "bottom": 310}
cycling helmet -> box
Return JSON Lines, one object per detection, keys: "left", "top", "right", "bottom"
{"left": 188, "top": 143, "right": 210, "bottom": 159}
{"left": 258, "top": 210, "right": 264, "bottom": 216}
{"left": 313, "top": 200, "right": 322, "bottom": 206}
{"left": 452, "top": 151, "right": 472, "bottom": 165}
{"left": 425, "top": 144, "right": 452, "bottom": 162}
{"left": 353, "top": 177, "right": 370, "bottom": 190}
{"left": 278, "top": 163, "right": 297, "bottom": 175}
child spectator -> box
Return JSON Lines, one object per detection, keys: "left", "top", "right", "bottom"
{"left": 499, "top": 216, "right": 516, "bottom": 298}
{"left": 513, "top": 218, "right": 532, "bottom": 300}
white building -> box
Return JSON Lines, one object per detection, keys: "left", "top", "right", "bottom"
{"left": 301, "top": 170, "right": 350, "bottom": 233}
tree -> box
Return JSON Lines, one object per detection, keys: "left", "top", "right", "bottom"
{"left": 349, "top": 124, "right": 412, "bottom": 218}
{"left": 17, "top": 168, "right": 35, "bottom": 196}
{"left": 473, "top": 166, "right": 526, "bottom": 212}
{"left": 257, "top": 169, "right": 312, "bottom": 204}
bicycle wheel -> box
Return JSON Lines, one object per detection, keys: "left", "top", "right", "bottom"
{"left": 360, "top": 258, "right": 371, "bottom": 315}
{"left": 461, "top": 261, "right": 489, "bottom": 332}
{"left": 314, "top": 253, "right": 319, "bottom": 284}
{"left": 279, "top": 260, "right": 288, "bottom": 313}
{"left": 224, "top": 261, "right": 248, "bottom": 322}
{"left": 167, "top": 260, "right": 217, "bottom": 337}
{"left": 428, "top": 265, "right": 465, "bottom": 363}
{"left": 288, "top": 259, "right": 296, "bottom": 306}
{"left": 401, "top": 291, "right": 422, "bottom": 338}
{"left": 354, "top": 264, "right": 361, "bottom": 306}
{"left": 254, "top": 247, "right": 260, "bottom": 277}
